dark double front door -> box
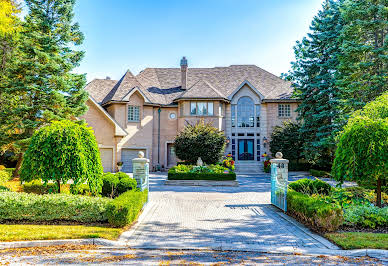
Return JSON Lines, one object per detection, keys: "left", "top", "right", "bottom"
{"left": 238, "top": 139, "right": 254, "bottom": 160}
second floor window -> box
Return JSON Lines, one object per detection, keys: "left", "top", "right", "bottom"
{"left": 190, "top": 101, "right": 214, "bottom": 116}
{"left": 128, "top": 105, "right": 140, "bottom": 122}
{"left": 237, "top": 96, "right": 254, "bottom": 127}
{"left": 278, "top": 104, "right": 291, "bottom": 117}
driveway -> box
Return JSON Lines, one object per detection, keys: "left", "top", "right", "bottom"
{"left": 120, "top": 173, "right": 338, "bottom": 252}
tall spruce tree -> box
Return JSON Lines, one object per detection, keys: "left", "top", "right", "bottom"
{"left": 286, "top": 0, "right": 343, "bottom": 169}
{"left": 0, "top": 0, "right": 88, "bottom": 175}
{"left": 338, "top": 0, "right": 388, "bottom": 114}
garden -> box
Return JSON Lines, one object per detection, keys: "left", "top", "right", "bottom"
{"left": 0, "top": 121, "right": 148, "bottom": 241}
{"left": 284, "top": 94, "right": 388, "bottom": 250}
{"left": 168, "top": 121, "right": 236, "bottom": 181}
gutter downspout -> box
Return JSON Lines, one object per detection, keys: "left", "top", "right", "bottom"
{"left": 157, "top": 107, "right": 161, "bottom": 166}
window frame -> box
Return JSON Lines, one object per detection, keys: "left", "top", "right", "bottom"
{"left": 127, "top": 105, "right": 140, "bottom": 122}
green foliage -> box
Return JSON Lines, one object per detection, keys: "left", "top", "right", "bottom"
{"left": 343, "top": 204, "right": 388, "bottom": 229}
{"left": 0, "top": 170, "right": 10, "bottom": 185}
{"left": 269, "top": 121, "right": 304, "bottom": 162}
{"left": 287, "top": 189, "right": 343, "bottom": 232}
{"left": 284, "top": 0, "right": 344, "bottom": 168}
{"left": 117, "top": 178, "right": 137, "bottom": 195}
{"left": 20, "top": 120, "right": 103, "bottom": 195}
{"left": 263, "top": 160, "right": 271, "bottom": 173}
{"left": 106, "top": 190, "right": 148, "bottom": 227}
{"left": 338, "top": 0, "right": 388, "bottom": 112}
{"left": 69, "top": 183, "right": 91, "bottom": 196}
{"left": 174, "top": 120, "right": 226, "bottom": 164}
{"left": 0, "top": 192, "right": 111, "bottom": 223}
{"left": 3, "top": 168, "right": 15, "bottom": 177}
{"left": 309, "top": 169, "right": 330, "bottom": 178}
{"left": 288, "top": 178, "right": 332, "bottom": 196}
{"left": 101, "top": 172, "right": 137, "bottom": 198}
{"left": 22, "top": 180, "right": 57, "bottom": 195}
{"left": 0, "top": 186, "right": 10, "bottom": 192}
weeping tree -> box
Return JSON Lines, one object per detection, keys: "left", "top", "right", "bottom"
{"left": 21, "top": 120, "right": 103, "bottom": 195}
{"left": 174, "top": 120, "right": 226, "bottom": 165}
{"left": 332, "top": 93, "right": 388, "bottom": 207}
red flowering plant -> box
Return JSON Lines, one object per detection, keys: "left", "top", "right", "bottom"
{"left": 262, "top": 153, "right": 271, "bottom": 173}
{"left": 222, "top": 154, "right": 235, "bottom": 172}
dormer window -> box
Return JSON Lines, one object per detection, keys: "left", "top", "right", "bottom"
{"left": 190, "top": 101, "right": 214, "bottom": 116}
{"left": 128, "top": 105, "right": 140, "bottom": 122}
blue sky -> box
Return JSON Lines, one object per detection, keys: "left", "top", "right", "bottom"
{"left": 68, "top": 0, "right": 323, "bottom": 81}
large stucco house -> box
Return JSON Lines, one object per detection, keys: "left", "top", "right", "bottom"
{"left": 82, "top": 57, "right": 300, "bottom": 173}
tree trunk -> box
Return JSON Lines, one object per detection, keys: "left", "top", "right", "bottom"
{"left": 13, "top": 153, "right": 23, "bottom": 178}
{"left": 376, "top": 177, "right": 382, "bottom": 208}
{"left": 57, "top": 180, "right": 61, "bottom": 193}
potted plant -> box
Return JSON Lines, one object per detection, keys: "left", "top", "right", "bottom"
{"left": 117, "top": 161, "right": 123, "bottom": 172}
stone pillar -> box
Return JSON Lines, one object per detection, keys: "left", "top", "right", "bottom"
{"left": 132, "top": 151, "right": 149, "bottom": 192}
{"left": 270, "top": 152, "right": 289, "bottom": 212}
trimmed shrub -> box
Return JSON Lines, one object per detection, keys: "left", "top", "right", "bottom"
{"left": 70, "top": 183, "right": 91, "bottom": 196}
{"left": 4, "top": 168, "right": 15, "bottom": 179}
{"left": 117, "top": 178, "right": 137, "bottom": 195}
{"left": 287, "top": 189, "right": 343, "bottom": 232}
{"left": 106, "top": 190, "right": 148, "bottom": 227}
{"left": 0, "top": 171, "right": 10, "bottom": 186}
{"left": 174, "top": 120, "right": 226, "bottom": 164}
{"left": 21, "top": 120, "right": 103, "bottom": 195}
{"left": 0, "top": 192, "right": 111, "bottom": 223}
{"left": 288, "top": 178, "right": 332, "bottom": 195}
{"left": 0, "top": 186, "right": 10, "bottom": 192}
{"left": 310, "top": 169, "right": 330, "bottom": 178}
{"left": 168, "top": 165, "right": 236, "bottom": 180}
{"left": 115, "top": 172, "right": 129, "bottom": 180}
{"left": 101, "top": 173, "right": 119, "bottom": 198}
{"left": 22, "top": 180, "right": 57, "bottom": 194}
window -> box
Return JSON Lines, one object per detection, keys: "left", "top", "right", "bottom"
{"left": 219, "top": 103, "right": 223, "bottom": 116}
{"left": 190, "top": 102, "right": 214, "bottom": 116}
{"left": 179, "top": 103, "right": 184, "bottom": 116}
{"left": 256, "top": 105, "right": 261, "bottom": 127}
{"left": 169, "top": 112, "right": 176, "bottom": 120}
{"left": 237, "top": 96, "right": 254, "bottom": 127}
{"left": 231, "top": 105, "right": 236, "bottom": 127}
{"left": 128, "top": 105, "right": 140, "bottom": 122}
{"left": 278, "top": 104, "right": 291, "bottom": 117}
{"left": 256, "top": 139, "right": 261, "bottom": 161}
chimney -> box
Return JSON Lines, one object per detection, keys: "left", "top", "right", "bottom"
{"left": 106, "top": 76, "right": 111, "bottom": 80}
{"left": 180, "top": 56, "right": 188, "bottom": 90}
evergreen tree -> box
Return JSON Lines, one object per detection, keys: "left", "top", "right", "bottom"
{"left": 338, "top": 0, "right": 388, "bottom": 113}
{"left": 0, "top": 0, "right": 88, "bottom": 174}
{"left": 286, "top": 0, "right": 344, "bottom": 169}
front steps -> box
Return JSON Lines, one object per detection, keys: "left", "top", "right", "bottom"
{"left": 235, "top": 161, "right": 264, "bottom": 173}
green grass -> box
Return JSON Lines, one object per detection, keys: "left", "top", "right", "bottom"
{"left": 0, "top": 224, "right": 123, "bottom": 241}
{"left": 326, "top": 232, "right": 388, "bottom": 249}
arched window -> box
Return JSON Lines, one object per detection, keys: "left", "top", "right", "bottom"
{"left": 237, "top": 96, "right": 254, "bottom": 127}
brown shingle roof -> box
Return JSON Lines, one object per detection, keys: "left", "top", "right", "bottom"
{"left": 84, "top": 79, "right": 117, "bottom": 103}
{"left": 87, "top": 65, "right": 294, "bottom": 106}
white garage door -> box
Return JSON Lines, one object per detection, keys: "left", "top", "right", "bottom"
{"left": 121, "top": 149, "right": 145, "bottom": 173}
{"left": 99, "top": 148, "right": 113, "bottom": 172}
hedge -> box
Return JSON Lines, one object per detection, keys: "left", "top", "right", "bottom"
{"left": 0, "top": 192, "right": 112, "bottom": 223}
{"left": 168, "top": 172, "right": 236, "bottom": 181}
{"left": 287, "top": 189, "right": 343, "bottom": 232}
{"left": 106, "top": 190, "right": 148, "bottom": 227}
{"left": 288, "top": 178, "right": 332, "bottom": 195}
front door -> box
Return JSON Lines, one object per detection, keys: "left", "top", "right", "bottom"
{"left": 238, "top": 139, "right": 254, "bottom": 160}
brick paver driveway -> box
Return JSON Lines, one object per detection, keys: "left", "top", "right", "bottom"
{"left": 121, "top": 173, "right": 338, "bottom": 252}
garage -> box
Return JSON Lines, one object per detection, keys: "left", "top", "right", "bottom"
{"left": 99, "top": 148, "right": 113, "bottom": 172}
{"left": 121, "top": 148, "right": 146, "bottom": 173}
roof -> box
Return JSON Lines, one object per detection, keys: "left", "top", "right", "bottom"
{"left": 86, "top": 65, "right": 295, "bottom": 106}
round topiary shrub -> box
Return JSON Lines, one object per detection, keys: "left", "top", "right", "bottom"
{"left": 174, "top": 120, "right": 226, "bottom": 164}
{"left": 20, "top": 120, "right": 103, "bottom": 195}
{"left": 101, "top": 172, "right": 119, "bottom": 198}
{"left": 117, "top": 177, "right": 137, "bottom": 195}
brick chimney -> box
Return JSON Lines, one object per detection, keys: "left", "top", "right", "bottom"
{"left": 180, "top": 56, "right": 188, "bottom": 90}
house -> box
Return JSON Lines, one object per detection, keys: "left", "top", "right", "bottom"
{"left": 82, "top": 57, "right": 300, "bottom": 173}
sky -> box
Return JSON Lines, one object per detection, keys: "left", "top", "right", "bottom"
{"left": 33, "top": 0, "right": 324, "bottom": 82}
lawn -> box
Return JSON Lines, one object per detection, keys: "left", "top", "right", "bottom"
{"left": 0, "top": 224, "right": 123, "bottom": 241}
{"left": 326, "top": 232, "right": 388, "bottom": 250}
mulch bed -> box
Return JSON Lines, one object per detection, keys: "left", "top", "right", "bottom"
{"left": 338, "top": 225, "right": 388, "bottom": 234}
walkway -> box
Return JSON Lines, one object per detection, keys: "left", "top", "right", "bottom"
{"left": 120, "top": 173, "right": 338, "bottom": 252}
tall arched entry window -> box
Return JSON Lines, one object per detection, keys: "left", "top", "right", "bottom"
{"left": 237, "top": 96, "right": 254, "bottom": 127}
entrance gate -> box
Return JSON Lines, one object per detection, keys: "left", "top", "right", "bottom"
{"left": 270, "top": 153, "right": 289, "bottom": 212}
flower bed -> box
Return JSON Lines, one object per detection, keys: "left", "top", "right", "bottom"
{"left": 168, "top": 165, "right": 236, "bottom": 181}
